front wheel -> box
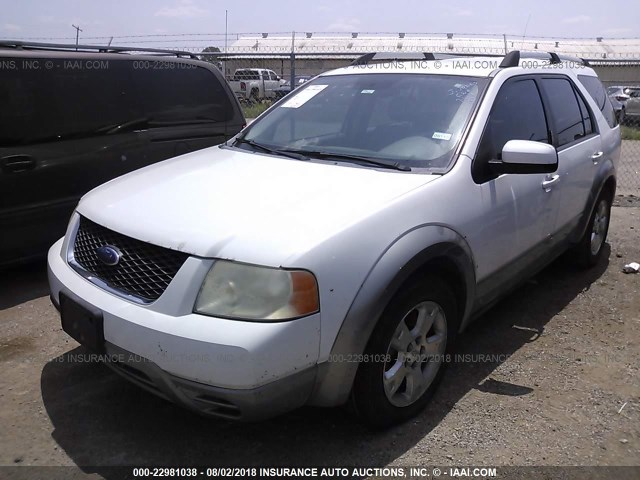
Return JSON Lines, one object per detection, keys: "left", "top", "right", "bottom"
{"left": 351, "top": 276, "right": 458, "bottom": 429}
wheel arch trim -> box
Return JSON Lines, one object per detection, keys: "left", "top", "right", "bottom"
{"left": 571, "top": 159, "right": 616, "bottom": 244}
{"left": 309, "top": 224, "right": 476, "bottom": 406}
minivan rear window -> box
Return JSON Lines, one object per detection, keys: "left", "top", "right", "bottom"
{"left": 0, "top": 58, "right": 235, "bottom": 147}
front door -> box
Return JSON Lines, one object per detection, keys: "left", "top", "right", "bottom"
{"left": 470, "top": 76, "right": 560, "bottom": 303}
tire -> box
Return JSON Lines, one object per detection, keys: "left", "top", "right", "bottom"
{"left": 572, "top": 190, "right": 612, "bottom": 268}
{"left": 250, "top": 89, "right": 260, "bottom": 103}
{"left": 351, "top": 275, "right": 459, "bottom": 429}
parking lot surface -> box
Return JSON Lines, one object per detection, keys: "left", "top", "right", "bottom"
{"left": 0, "top": 207, "right": 638, "bottom": 474}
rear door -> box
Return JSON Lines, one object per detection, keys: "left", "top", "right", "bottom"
{"left": 0, "top": 55, "right": 243, "bottom": 265}
{"left": 538, "top": 76, "right": 601, "bottom": 241}
{"left": 0, "top": 56, "right": 147, "bottom": 264}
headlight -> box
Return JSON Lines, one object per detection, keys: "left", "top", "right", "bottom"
{"left": 194, "top": 260, "right": 319, "bottom": 321}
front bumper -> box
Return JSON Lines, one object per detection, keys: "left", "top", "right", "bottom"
{"left": 104, "top": 342, "right": 316, "bottom": 420}
{"left": 47, "top": 237, "right": 321, "bottom": 420}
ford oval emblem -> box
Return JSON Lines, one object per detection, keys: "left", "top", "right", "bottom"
{"left": 96, "top": 245, "right": 122, "bottom": 266}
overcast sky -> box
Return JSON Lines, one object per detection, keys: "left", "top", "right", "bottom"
{"left": 2, "top": 0, "right": 638, "bottom": 47}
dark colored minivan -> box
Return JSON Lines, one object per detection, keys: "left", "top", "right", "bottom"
{"left": 0, "top": 41, "right": 245, "bottom": 267}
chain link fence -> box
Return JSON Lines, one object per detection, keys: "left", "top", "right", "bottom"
{"left": 9, "top": 32, "right": 639, "bottom": 192}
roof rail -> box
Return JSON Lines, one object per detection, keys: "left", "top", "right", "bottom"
{"left": 499, "top": 50, "right": 590, "bottom": 68}
{"left": 351, "top": 51, "right": 457, "bottom": 66}
{"left": 0, "top": 40, "right": 199, "bottom": 59}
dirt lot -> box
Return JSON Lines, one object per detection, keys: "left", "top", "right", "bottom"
{"left": 0, "top": 207, "right": 639, "bottom": 476}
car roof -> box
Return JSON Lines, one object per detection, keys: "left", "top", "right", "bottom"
{"left": 320, "top": 56, "right": 596, "bottom": 79}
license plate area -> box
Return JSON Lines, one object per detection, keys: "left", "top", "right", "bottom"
{"left": 60, "top": 292, "right": 105, "bottom": 352}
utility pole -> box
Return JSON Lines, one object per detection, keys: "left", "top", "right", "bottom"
{"left": 503, "top": 33, "right": 508, "bottom": 54}
{"left": 72, "top": 24, "right": 82, "bottom": 50}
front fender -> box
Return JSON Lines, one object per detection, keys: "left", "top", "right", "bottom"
{"left": 309, "top": 224, "right": 476, "bottom": 406}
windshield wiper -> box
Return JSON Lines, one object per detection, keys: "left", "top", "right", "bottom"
{"left": 95, "top": 117, "right": 220, "bottom": 135}
{"left": 282, "top": 149, "right": 411, "bottom": 171}
{"left": 94, "top": 117, "right": 150, "bottom": 135}
{"left": 234, "top": 138, "right": 309, "bottom": 160}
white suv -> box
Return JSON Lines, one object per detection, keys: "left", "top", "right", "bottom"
{"left": 48, "top": 51, "right": 620, "bottom": 428}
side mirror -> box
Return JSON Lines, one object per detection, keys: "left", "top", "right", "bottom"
{"left": 489, "top": 140, "right": 558, "bottom": 174}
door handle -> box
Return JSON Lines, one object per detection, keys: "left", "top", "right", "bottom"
{"left": 542, "top": 174, "right": 560, "bottom": 192}
{"left": 591, "top": 151, "right": 603, "bottom": 164}
{"left": 1, "top": 155, "right": 36, "bottom": 174}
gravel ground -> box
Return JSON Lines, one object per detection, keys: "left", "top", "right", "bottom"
{"left": 0, "top": 207, "right": 638, "bottom": 476}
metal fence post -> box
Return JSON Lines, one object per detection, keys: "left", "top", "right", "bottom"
{"left": 290, "top": 31, "right": 296, "bottom": 93}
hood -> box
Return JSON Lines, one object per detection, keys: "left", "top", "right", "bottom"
{"left": 77, "top": 146, "right": 437, "bottom": 266}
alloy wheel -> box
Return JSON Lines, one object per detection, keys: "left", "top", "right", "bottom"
{"left": 383, "top": 301, "right": 447, "bottom": 407}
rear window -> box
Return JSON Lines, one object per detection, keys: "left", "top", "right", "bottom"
{"left": 578, "top": 75, "right": 606, "bottom": 109}
{"left": 0, "top": 57, "right": 235, "bottom": 147}
{"left": 234, "top": 70, "right": 260, "bottom": 80}
{"left": 578, "top": 74, "right": 617, "bottom": 128}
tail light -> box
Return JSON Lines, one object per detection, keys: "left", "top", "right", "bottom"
{"left": 241, "top": 82, "right": 246, "bottom": 91}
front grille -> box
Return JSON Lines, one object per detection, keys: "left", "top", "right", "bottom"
{"left": 71, "top": 217, "right": 189, "bottom": 302}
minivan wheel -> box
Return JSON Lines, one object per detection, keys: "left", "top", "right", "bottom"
{"left": 351, "top": 276, "right": 458, "bottom": 429}
{"left": 573, "top": 192, "right": 612, "bottom": 268}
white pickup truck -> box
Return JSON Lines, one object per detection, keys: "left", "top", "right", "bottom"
{"left": 228, "top": 68, "right": 283, "bottom": 101}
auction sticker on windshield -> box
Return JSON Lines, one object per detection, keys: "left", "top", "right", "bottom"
{"left": 281, "top": 85, "right": 328, "bottom": 108}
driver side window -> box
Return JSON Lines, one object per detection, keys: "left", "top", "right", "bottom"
{"left": 473, "top": 78, "right": 550, "bottom": 183}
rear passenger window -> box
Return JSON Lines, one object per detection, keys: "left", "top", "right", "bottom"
{"left": 474, "top": 78, "right": 549, "bottom": 182}
{"left": 578, "top": 74, "right": 617, "bottom": 128}
{"left": 132, "top": 64, "right": 233, "bottom": 123}
{"left": 0, "top": 58, "right": 234, "bottom": 147}
{"left": 541, "top": 78, "right": 585, "bottom": 147}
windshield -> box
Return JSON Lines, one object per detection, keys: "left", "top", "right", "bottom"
{"left": 240, "top": 73, "right": 487, "bottom": 171}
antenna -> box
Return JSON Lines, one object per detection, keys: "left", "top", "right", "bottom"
{"left": 224, "top": 10, "right": 228, "bottom": 77}
{"left": 520, "top": 14, "right": 531, "bottom": 49}
{"left": 71, "top": 24, "right": 83, "bottom": 50}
